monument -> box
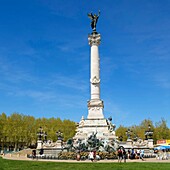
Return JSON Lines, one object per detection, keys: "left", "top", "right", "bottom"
{"left": 32, "top": 12, "right": 154, "bottom": 159}
{"left": 73, "top": 11, "right": 117, "bottom": 143}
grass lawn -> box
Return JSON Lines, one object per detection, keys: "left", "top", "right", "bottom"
{"left": 1, "top": 157, "right": 170, "bottom": 170}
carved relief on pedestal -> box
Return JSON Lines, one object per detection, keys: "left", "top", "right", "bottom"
{"left": 90, "top": 76, "right": 100, "bottom": 84}
{"left": 88, "top": 107, "right": 101, "bottom": 111}
{"left": 133, "top": 139, "right": 147, "bottom": 147}
{"left": 87, "top": 100, "right": 104, "bottom": 109}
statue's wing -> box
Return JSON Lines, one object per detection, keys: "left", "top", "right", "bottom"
{"left": 87, "top": 13, "right": 93, "bottom": 20}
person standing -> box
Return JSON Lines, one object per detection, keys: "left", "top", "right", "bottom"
{"left": 32, "top": 149, "right": 36, "bottom": 160}
{"left": 117, "top": 148, "right": 123, "bottom": 163}
{"left": 93, "top": 150, "right": 96, "bottom": 161}
{"left": 122, "top": 149, "right": 127, "bottom": 163}
{"left": 89, "top": 151, "right": 94, "bottom": 162}
{"left": 127, "top": 149, "right": 131, "bottom": 159}
{"left": 76, "top": 151, "right": 81, "bottom": 161}
{"left": 136, "top": 149, "right": 140, "bottom": 159}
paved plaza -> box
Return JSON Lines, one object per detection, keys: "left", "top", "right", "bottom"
{"left": 2, "top": 154, "right": 170, "bottom": 163}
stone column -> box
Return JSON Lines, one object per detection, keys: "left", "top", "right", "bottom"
{"left": 87, "top": 32, "right": 104, "bottom": 119}
{"left": 89, "top": 33, "right": 101, "bottom": 100}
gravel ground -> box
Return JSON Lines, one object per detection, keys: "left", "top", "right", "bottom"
{"left": 2, "top": 155, "right": 170, "bottom": 163}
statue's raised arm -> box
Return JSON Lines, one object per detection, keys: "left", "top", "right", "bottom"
{"left": 87, "top": 10, "right": 100, "bottom": 32}
{"left": 98, "top": 10, "right": 100, "bottom": 17}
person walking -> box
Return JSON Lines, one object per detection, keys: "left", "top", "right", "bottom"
{"left": 140, "top": 149, "right": 144, "bottom": 161}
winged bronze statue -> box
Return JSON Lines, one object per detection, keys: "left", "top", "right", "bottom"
{"left": 88, "top": 10, "right": 100, "bottom": 32}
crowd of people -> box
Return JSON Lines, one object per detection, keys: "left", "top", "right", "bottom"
{"left": 76, "top": 148, "right": 146, "bottom": 162}
{"left": 154, "top": 149, "right": 170, "bottom": 160}
{"left": 117, "top": 148, "right": 145, "bottom": 163}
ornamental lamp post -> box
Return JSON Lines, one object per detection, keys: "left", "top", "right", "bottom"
{"left": 56, "top": 130, "right": 63, "bottom": 149}
{"left": 44, "top": 132, "right": 47, "bottom": 143}
{"left": 145, "top": 124, "right": 153, "bottom": 140}
{"left": 36, "top": 127, "right": 44, "bottom": 149}
{"left": 126, "top": 129, "right": 133, "bottom": 146}
{"left": 126, "top": 129, "right": 132, "bottom": 140}
{"left": 56, "top": 130, "right": 63, "bottom": 141}
{"left": 133, "top": 133, "right": 138, "bottom": 142}
{"left": 37, "top": 127, "right": 44, "bottom": 141}
{"left": 119, "top": 136, "right": 123, "bottom": 142}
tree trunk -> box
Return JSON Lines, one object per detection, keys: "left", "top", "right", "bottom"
{"left": 14, "top": 142, "right": 18, "bottom": 152}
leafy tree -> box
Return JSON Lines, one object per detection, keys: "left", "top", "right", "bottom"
{"left": 7, "top": 113, "right": 24, "bottom": 151}
{"left": 62, "top": 119, "right": 76, "bottom": 141}
{"left": 1, "top": 112, "right": 170, "bottom": 151}
{"left": 22, "top": 115, "right": 36, "bottom": 147}
{"left": 115, "top": 125, "right": 127, "bottom": 141}
{"left": 138, "top": 119, "right": 154, "bottom": 140}
{"left": 0, "top": 113, "right": 7, "bottom": 150}
{"left": 154, "top": 118, "right": 170, "bottom": 141}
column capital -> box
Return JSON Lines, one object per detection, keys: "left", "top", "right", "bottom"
{"left": 88, "top": 32, "right": 101, "bottom": 46}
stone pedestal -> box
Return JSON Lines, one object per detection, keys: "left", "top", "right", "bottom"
{"left": 147, "top": 139, "right": 154, "bottom": 148}
{"left": 37, "top": 140, "right": 43, "bottom": 149}
{"left": 56, "top": 140, "right": 63, "bottom": 149}
{"left": 126, "top": 139, "right": 133, "bottom": 146}
{"left": 74, "top": 116, "right": 116, "bottom": 141}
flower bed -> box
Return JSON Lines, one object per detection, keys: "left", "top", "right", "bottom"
{"left": 58, "top": 151, "right": 117, "bottom": 160}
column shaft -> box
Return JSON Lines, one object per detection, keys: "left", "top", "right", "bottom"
{"left": 91, "top": 45, "right": 100, "bottom": 100}
{"left": 87, "top": 32, "right": 104, "bottom": 119}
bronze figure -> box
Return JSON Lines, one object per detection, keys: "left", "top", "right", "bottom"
{"left": 88, "top": 10, "right": 100, "bottom": 32}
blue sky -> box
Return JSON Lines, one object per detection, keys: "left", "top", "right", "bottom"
{"left": 0, "top": 0, "right": 170, "bottom": 128}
